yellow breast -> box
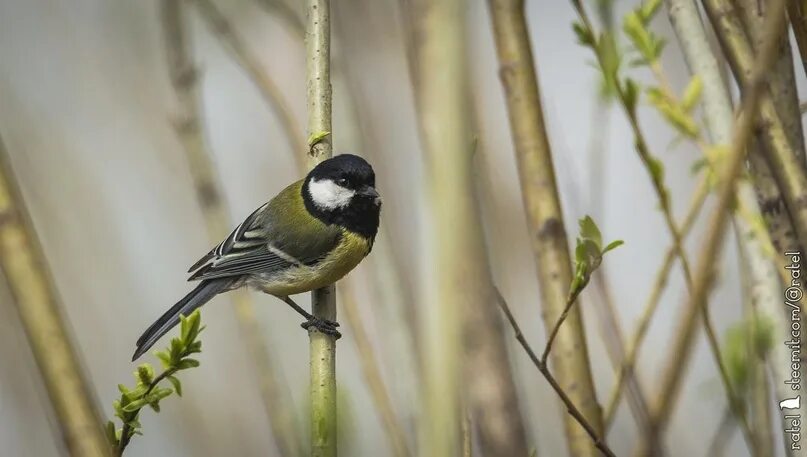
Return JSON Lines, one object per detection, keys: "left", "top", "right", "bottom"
{"left": 259, "top": 230, "right": 372, "bottom": 297}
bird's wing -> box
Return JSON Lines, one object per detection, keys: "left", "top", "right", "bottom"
{"left": 187, "top": 181, "right": 342, "bottom": 281}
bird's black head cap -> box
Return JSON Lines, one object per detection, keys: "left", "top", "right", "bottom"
{"left": 303, "top": 154, "right": 381, "bottom": 242}
{"left": 307, "top": 153, "right": 375, "bottom": 188}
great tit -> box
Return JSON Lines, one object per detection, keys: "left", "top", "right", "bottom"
{"left": 132, "top": 154, "right": 381, "bottom": 361}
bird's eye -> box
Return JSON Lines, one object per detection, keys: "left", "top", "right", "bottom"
{"left": 336, "top": 178, "right": 348, "bottom": 186}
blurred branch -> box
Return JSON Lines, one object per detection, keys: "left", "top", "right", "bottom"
{"left": 159, "top": 2, "right": 303, "bottom": 455}
{"left": 409, "top": 0, "right": 474, "bottom": 454}
{"left": 331, "top": 0, "right": 423, "bottom": 404}
{"left": 304, "top": 0, "right": 338, "bottom": 456}
{"left": 631, "top": 1, "right": 790, "bottom": 455}
{"left": 577, "top": 2, "right": 756, "bottom": 451}
{"left": 624, "top": 2, "right": 774, "bottom": 450}
{"left": 486, "top": 1, "right": 605, "bottom": 455}
{"left": 701, "top": 0, "right": 807, "bottom": 254}
{"left": 664, "top": 0, "right": 790, "bottom": 454}
{"left": 338, "top": 281, "right": 411, "bottom": 457}
{"left": 583, "top": 0, "right": 655, "bottom": 436}
{"left": 790, "top": 0, "right": 807, "bottom": 76}
{"left": 732, "top": 0, "right": 807, "bottom": 269}
{"left": 735, "top": 0, "right": 805, "bottom": 163}
{"left": 496, "top": 291, "right": 616, "bottom": 457}
{"left": 193, "top": 0, "right": 307, "bottom": 166}
{"left": 743, "top": 262, "right": 775, "bottom": 457}
{"left": 0, "top": 134, "right": 110, "bottom": 456}
{"left": 603, "top": 176, "right": 709, "bottom": 425}
{"left": 573, "top": 2, "right": 693, "bottom": 288}
{"left": 665, "top": 0, "right": 793, "bottom": 270}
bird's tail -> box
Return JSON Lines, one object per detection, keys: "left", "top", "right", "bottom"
{"left": 132, "top": 279, "right": 232, "bottom": 361}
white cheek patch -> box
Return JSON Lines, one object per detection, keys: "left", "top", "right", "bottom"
{"left": 308, "top": 178, "right": 355, "bottom": 210}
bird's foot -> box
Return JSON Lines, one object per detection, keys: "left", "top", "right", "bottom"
{"left": 301, "top": 317, "right": 342, "bottom": 339}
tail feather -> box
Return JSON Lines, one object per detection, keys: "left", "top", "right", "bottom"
{"left": 132, "top": 279, "right": 230, "bottom": 361}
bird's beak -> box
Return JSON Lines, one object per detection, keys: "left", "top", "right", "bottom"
{"left": 360, "top": 186, "right": 381, "bottom": 204}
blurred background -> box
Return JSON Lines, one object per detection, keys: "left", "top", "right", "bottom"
{"left": 0, "top": 0, "right": 803, "bottom": 456}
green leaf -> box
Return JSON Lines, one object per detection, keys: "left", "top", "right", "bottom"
{"left": 170, "top": 338, "right": 184, "bottom": 363}
{"left": 578, "top": 216, "right": 603, "bottom": 252}
{"left": 572, "top": 22, "right": 594, "bottom": 47}
{"left": 168, "top": 376, "right": 183, "bottom": 397}
{"left": 647, "top": 155, "right": 665, "bottom": 185}
{"left": 185, "top": 341, "right": 202, "bottom": 355}
{"left": 125, "top": 384, "right": 148, "bottom": 402}
{"left": 122, "top": 398, "right": 148, "bottom": 413}
{"left": 598, "top": 32, "right": 621, "bottom": 91}
{"left": 308, "top": 131, "right": 331, "bottom": 147}
{"left": 574, "top": 238, "right": 588, "bottom": 266}
{"left": 603, "top": 240, "right": 625, "bottom": 254}
{"left": 623, "top": 8, "right": 664, "bottom": 64}
{"left": 623, "top": 78, "right": 640, "bottom": 114}
{"left": 179, "top": 313, "right": 190, "bottom": 343}
{"left": 105, "top": 421, "right": 118, "bottom": 446}
{"left": 149, "top": 402, "right": 161, "bottom": 413}
{"left": 646, "top": 86, "right": 699, "bottom": 138}
{"left": 690, "top": 157, "right": 708, "bottom": 176}
{"left": 650, "top": 37, "right": 666, "bottom": 61}
{"left": 176, "top": 359, "right": 200, "bottom": 370}
{"left": 155, "top": 350, "right": 172, "bottom": 369}
{"left": 681, "top": 76, "right": 703, "bottom": 112}
{"left": 640, "top": 0, "right": 663, "bottom": 22}
{"left": 184, "top": 310, "right": 202, "bottom": 344}
{"left": 137, "top": 364, "right": 155, "bottom": 385}
{"left": 153, "top": 387, "right": 173, "bottom": 401}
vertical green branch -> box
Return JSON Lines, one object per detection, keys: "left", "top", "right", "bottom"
{"left": 0, "top": 134, "right": 110, "bottom": 456}
{"left": 305, "top": 1, "right": 337, "bottom": 456}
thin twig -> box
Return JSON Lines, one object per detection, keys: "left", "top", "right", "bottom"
{"left": 572, "top": 2, "right": 693, "bottom": 287}
{"left": 577, "top": 2, "right": 752, "bottom": 449}
{"left": 496, "top": 290, "right": 616, "bottom": 457}
{"left": 663, "top": 2, "right": 790, "bottom": 456}
{"left": 631, "top": 1, "right": 791, "bottom": 455}
{"left": 486, "top": 0, "right": 605, "bottom": 453}
{"left": 645, "top": 45, "right": 757, "bottom": 452}
{"left": 604, "top": 176, "right": 709, "bottom": 424}
{"left": 540, "top": 288, "right": 582, "bottom": 365}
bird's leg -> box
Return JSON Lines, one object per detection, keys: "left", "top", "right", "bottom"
{"left": 280, "top": 296, "right": 341, "bottom": 338}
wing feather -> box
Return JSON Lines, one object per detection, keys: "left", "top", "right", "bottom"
{"left": 186, "top": 182, "right": 341, "bottom": 282}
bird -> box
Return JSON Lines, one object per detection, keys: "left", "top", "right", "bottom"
{"left": 132, "top": 154, "right": 381, "bottom": 361}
